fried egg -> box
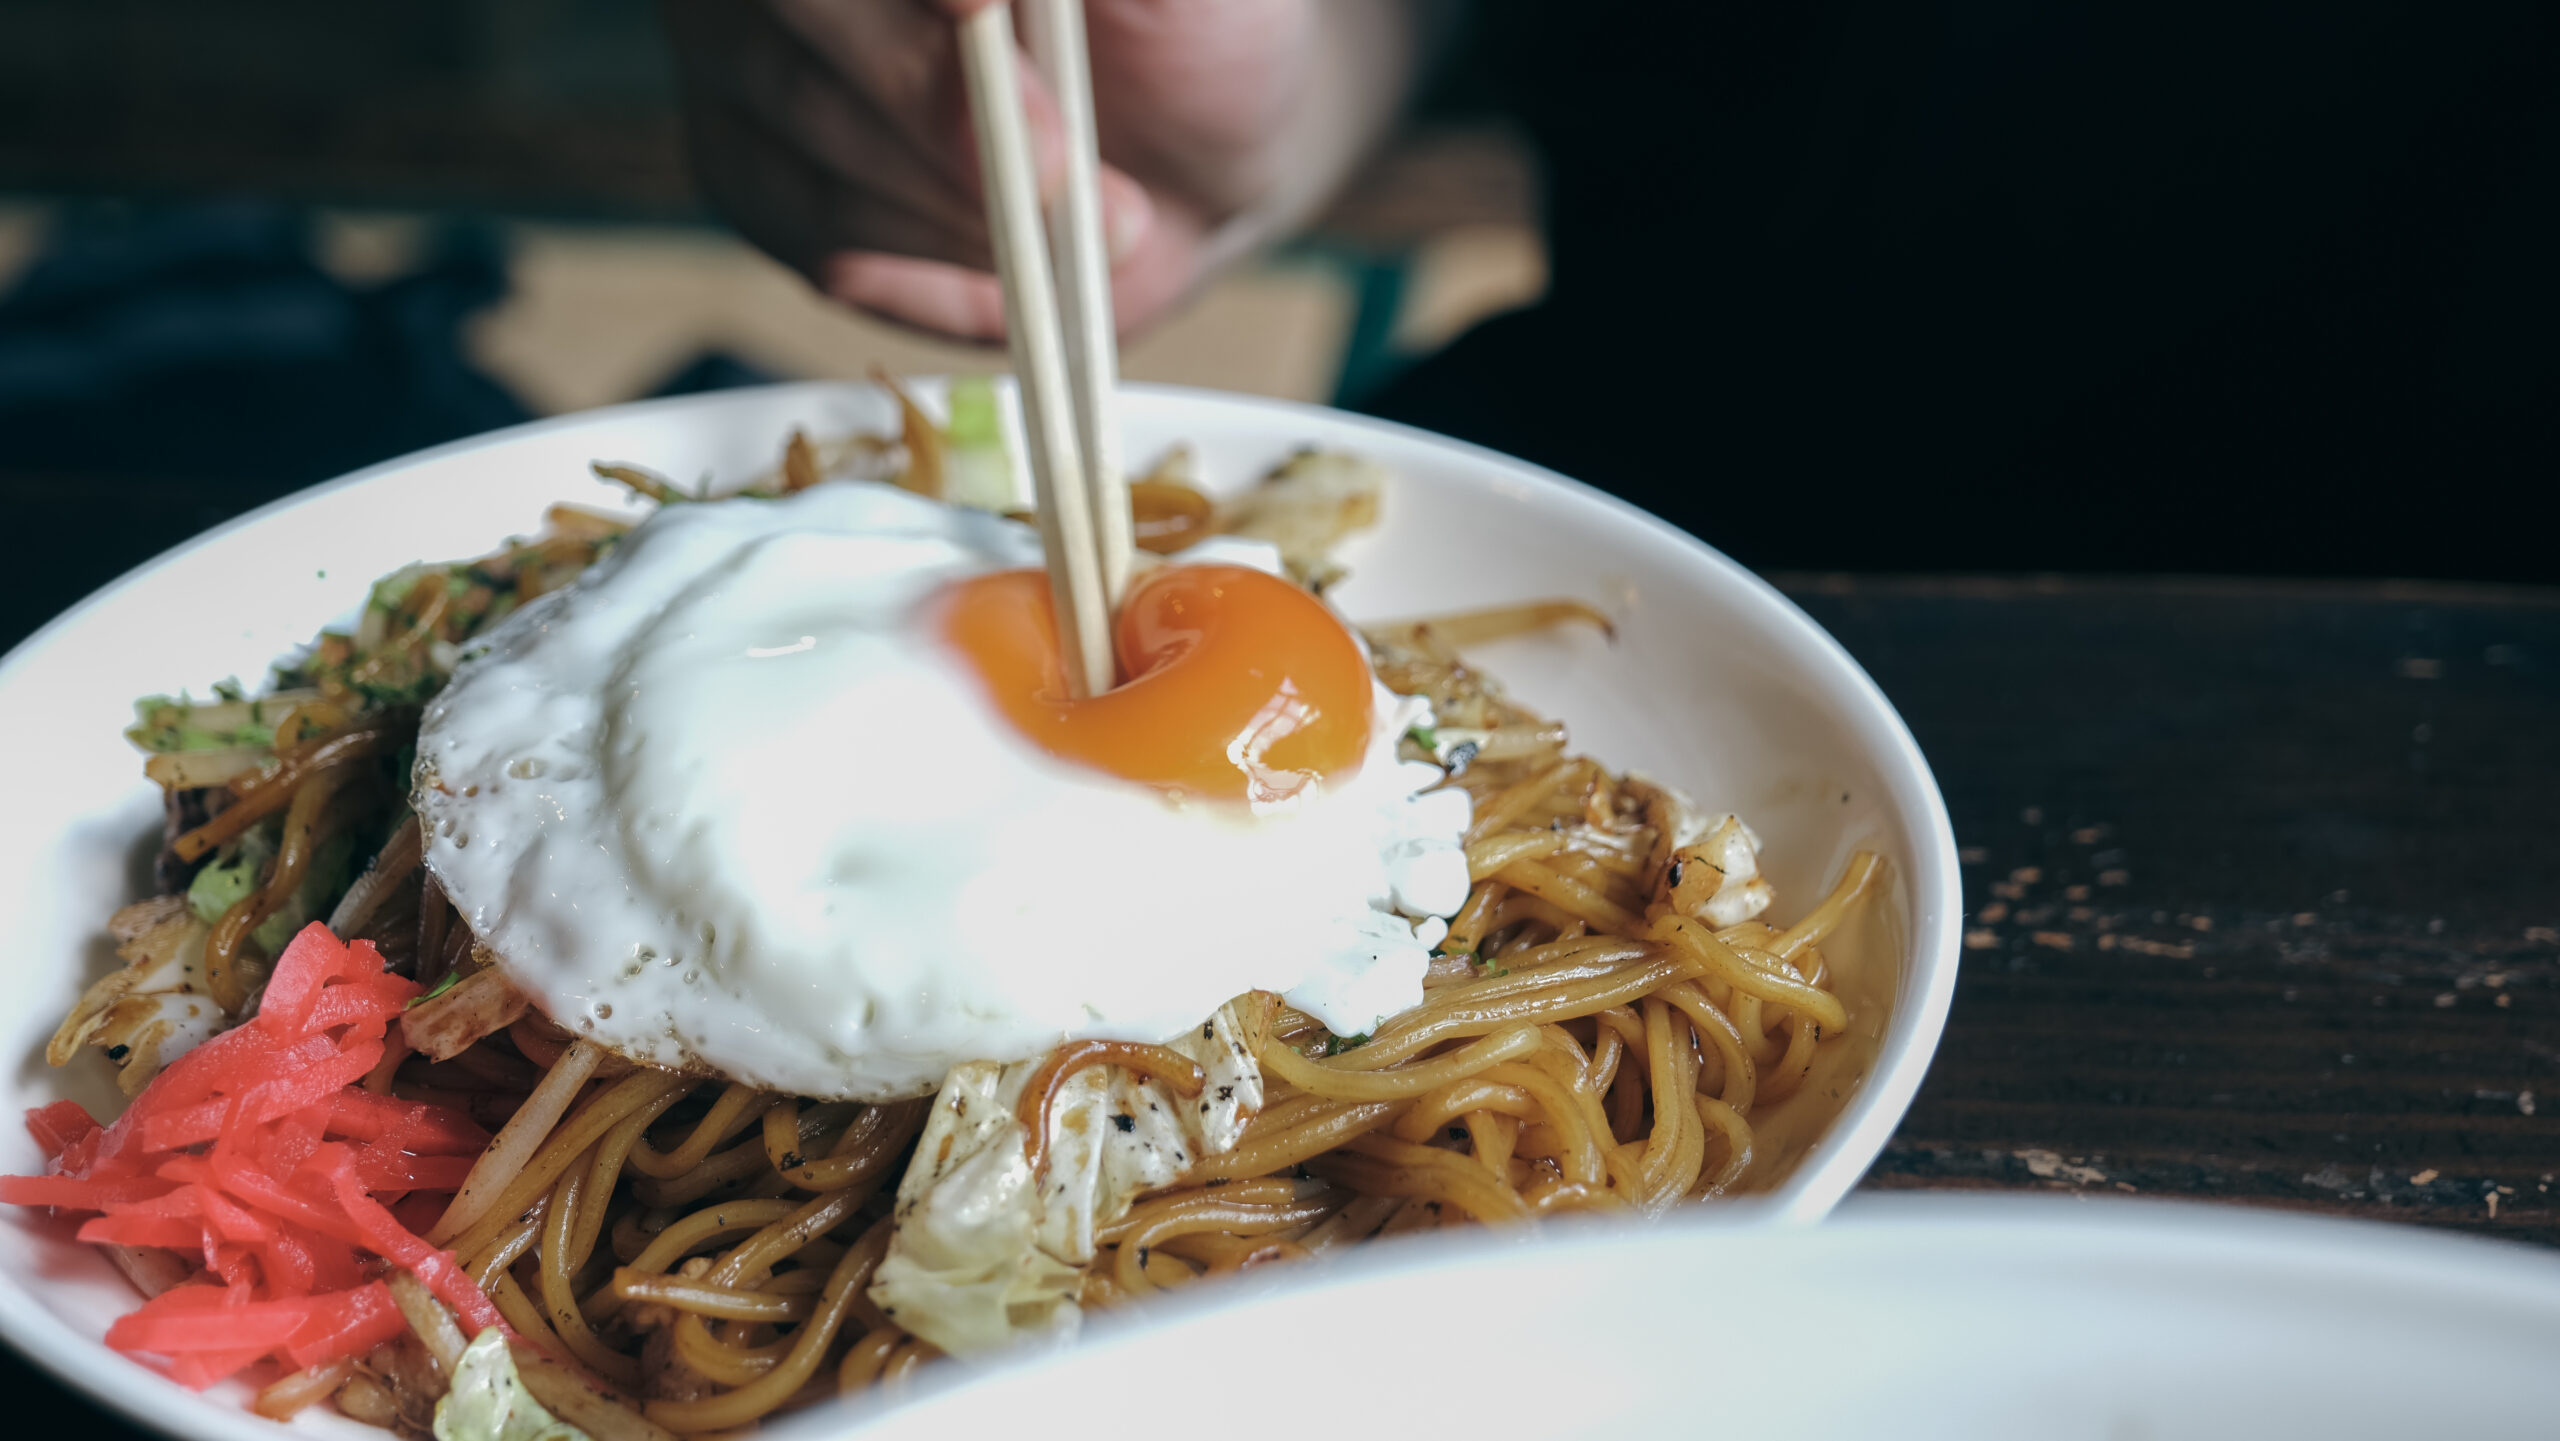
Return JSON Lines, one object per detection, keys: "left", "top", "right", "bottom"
{"left": 413, "top": 482, "right": 1468, "bottom": 1100}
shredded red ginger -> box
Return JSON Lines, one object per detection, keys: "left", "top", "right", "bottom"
{"left": 1, "top": 922, "right": 504, "bottom": 1389}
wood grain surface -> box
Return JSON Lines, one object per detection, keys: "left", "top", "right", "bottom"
{"left": 1783, "top": 575, "right": 2559, "bottom": 1245}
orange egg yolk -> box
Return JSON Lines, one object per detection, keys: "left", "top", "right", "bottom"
{"left": 940, "top": 563, "right": 1374, "bottom": 803}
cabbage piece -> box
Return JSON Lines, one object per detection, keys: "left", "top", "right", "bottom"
{"left": 249, "top": 828, "right": 357, "bottom": 956}
{"left": 51, "top": 895, "right": 222, "bottom": 1093}
{"left": 433, "top": 1330, "right": 591, "bottom": 1441}
{"left": 866, "top": 1059, "right": 1082, "bottom": 1354}
{"left": 188, "top": 830, "right": 273, "bottom": 926}
{"left": 1218, "top": 449, "right": 1388, "bottom": 590}
{"left": 940, "top": 375, "right": 1018, "bottom": 512}
{"left": 871, "top": 996, "right": 1269, "bottom": 1355}
{"left": 126, "top": 687, "right": 318, "bottom": 754}
{"left": 1640, "top": 776, "right": 1775, "bottom": 929}
{"left": 1676, "top": 814, "right": 1775, "bottom": 928}
{"left": 187, "top": 824, "right": 360, "bottom": 958}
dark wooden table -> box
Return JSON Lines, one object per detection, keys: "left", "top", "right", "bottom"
{"left": 6, "top": 563, "right": 2556, "bottom": 1428}
{"left": 1784, "top": 575, "right": 2559, "bottom": 1245}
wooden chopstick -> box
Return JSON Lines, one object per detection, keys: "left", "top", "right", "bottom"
{"left": 956, "top": 3, "right": 1115, "bottom": 699}
{"left": 1019, "top": 0, "right": 1130, "bottom": 610}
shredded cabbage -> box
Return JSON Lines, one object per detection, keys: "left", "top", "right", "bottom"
{"left": 125, "top": 689, "right": 289, "bottom": 753}
{"left": 1219, "top": 450, "right": 1388, "bottom": 591}
{"left": 871, "top": 997, "right": 1267, "bottom": 1354}
{"left": 249, "top": 829, "right": 357, "bottom": 955}
{"left": 186, "top": 832, "right": 271, "bottom": 926}
{"left": 433, "top": 1330, "right": 591, "bottom": 1441}
{"left": 184, "top": 827, "right": 359, "bottom": 957}
{"left": 940, "top": 374, "right": 1018, "bottom": 512}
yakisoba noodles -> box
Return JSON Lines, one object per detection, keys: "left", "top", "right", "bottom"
{"left": 13, "top": 392, "right": 1883, "bottom": 1438}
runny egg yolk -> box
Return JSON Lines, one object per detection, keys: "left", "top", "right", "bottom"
{"left": 940, "top": 563, "right": 1374, "bottom": 803}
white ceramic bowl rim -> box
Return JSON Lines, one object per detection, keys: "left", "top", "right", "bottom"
{"left": 817, "top": 1193, "right": 2560, "bottom": 1440}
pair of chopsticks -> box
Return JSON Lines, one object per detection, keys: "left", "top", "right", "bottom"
{"left": 957, "top": 0, "right": 1129, "bottom": 699}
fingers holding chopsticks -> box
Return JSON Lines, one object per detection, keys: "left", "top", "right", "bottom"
{"left": 666, "top": 0, "right": 1162, "bottom": 337}
{"left": 825, "top": 184, "right": 1196, "bottom": 344}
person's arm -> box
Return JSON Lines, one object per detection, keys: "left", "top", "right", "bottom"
{"left": 663, "top": 0, "right": 1439, "bottom": 340}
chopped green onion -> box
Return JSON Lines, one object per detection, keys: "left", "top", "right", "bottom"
{"left": 411, "top": 969, "right": 464, "bottom": 1007}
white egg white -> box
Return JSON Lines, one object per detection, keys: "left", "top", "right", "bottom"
{"left": 414, "top": 483, "right": 1468, "bottom": 1100}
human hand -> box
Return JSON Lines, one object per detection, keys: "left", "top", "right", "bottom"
{"left": 665, "top": 0, "right": 1406, "bottom": 340}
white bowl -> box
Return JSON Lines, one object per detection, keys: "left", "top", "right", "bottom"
{"left": 829, "top": 1194, "right": 2560, "bottom": 1440}
{"left": 0, "top": 381, "right": 1961, "bottom": 1437}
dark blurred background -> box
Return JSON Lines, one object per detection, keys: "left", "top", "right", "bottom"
{"left": 3, "top": 1, "right": 2554, "bottom": 645}
{"left": 0, "top": 0, "right": 1542, "bottom": 644}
